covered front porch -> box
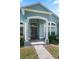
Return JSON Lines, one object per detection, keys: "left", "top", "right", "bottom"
{"left": 24, "top": 16, "right": 49, "bottom": 44}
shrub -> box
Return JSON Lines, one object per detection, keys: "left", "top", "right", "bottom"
{"left": 20, "top": 36, "right": 25, "bottom": 47}
{"left": 55, "top": 36, "right": 59, "bottom": 44}
{"left": 20, "top": 33, "right": 23, "bottom": 36}
{"left": 48, "top": 35, "right": 59, "bottom": 44}
{"left": 49, "top": 35, "right": 55, "bottom": 44}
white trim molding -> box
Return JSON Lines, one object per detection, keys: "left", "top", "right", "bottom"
{"left": 23, "top": 8, "right": 52, "bottom": 15}
{"left": 26, "top": 16, "right": 48, "bottom": 43}
{"left": 26, "top": 16, "right": 48, "bottom": 23}
{"left": 20, "top": 20, "right": 24, "bottom": 23}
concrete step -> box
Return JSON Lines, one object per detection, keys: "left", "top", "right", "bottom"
{"left": 31, "top": 41, "right": 45, "bottom": 45}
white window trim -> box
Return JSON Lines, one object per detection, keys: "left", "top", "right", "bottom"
{"left": 48, "top": 21, "right": 56, "bottom": 27}
{"left": 48, "top": 21, "right": 57, "bottom": 35}
{"left": 26, "top": 16, "right": 48, "bottom": 23}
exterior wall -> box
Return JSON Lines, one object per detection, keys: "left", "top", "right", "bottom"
{"left": 26, "top": 4, "right": 49, "bottom": 12}
{"left": 20, "top": 4, "right": 59, "bottom": 43}
{"left": 22, "top": 11, "right": 58, "bottom": 35}
{"left": 20, "top": 11, "right": 59, "bottom": 35}
{"left": 22, "top": 11, "right": 58, "bottom": 23}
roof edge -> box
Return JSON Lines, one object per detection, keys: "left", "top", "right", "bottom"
{"left": 20, "top": 3, "right": 59, "bottom": 18}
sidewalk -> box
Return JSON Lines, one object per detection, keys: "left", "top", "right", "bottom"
{"left": 34, "top": 45, "right": 55, "bottom": 59}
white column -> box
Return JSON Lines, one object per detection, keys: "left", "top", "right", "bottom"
{"left": 39, "top": 24, "right": 42, "bottom": 40}
{"left": 24, "top": 22, "right": 28, "bottom": 42}
{"left": 50, "top": 22, "right": 51, "bottom": 35}
{"left": 50, "top": 26, "right": 51, "bottom": 35}
{"left": 55, "top": 24, "right": 57, "bottom": 35}
{"left": 45, "top": 21, "right": 49, "bottom": 43}
{"left": 44, "top": 24, "right": 45, "bottom": 38}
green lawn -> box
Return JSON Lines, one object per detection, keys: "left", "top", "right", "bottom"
{"left": 45, "top": 44, "right": 59, "bottom": 59}
{"left": 20, "top": 46, "right": 39, "bottom": 59}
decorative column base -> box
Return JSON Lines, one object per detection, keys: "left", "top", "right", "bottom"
{"left": 24, "top": 39, "right": 29, "bottom": 42}
{"left": 24, "top": 40, "right": 30, "bottom": 46}
{"left": 45, "top": 39, "right": 49, "bottom": 44}
{"left": 24, "top": 22, "right": 30, "bottom": 46}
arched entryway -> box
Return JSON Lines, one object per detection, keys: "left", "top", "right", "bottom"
{"left": 24, "top": 16, "right": 48, "bottom": 43}
{"left": 29, "top": 19, "right": 46, "bottom": 41}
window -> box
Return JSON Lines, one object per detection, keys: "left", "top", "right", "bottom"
{"left": 20, "top": 22, "right": 23, "bottom": 24}
{"left": 48, "top": 32, "right": 50, "bottom": 36}
{"left": 51, "top": 27, "right": 55, "bottom": 31}
{"left": 48, "top": 27, "right": 50, "bottom": 35}
{"left": 48, "top": 21, "right": 56, "bottom": 35}
{"left": 48, "top": 22, "right": 56, "bottom": 26}
{"left": 51, "top": 31, "right": 55, "bottom": 36}
{"left": 20, "top": 27, "right": 23, "bottom": 36}
{"left": 20, "top": 21, "right": 24, "bottom": 36}
{"left": 51, "top": 23, "right": 55, "bottom": 26}
{"left": 48, "top": 23, "right": 50, "bottom": 26}
{"left": 51, "top": 27, "right": 55, "bottom": 35}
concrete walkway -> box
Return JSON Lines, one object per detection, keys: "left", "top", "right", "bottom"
{"left": 34, "top": 45, "right": 55, "bottom": 59}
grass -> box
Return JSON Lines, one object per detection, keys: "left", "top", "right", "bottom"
{"left": 20, "top": 46, "right": 39, "bottom": 59}
{"left": 45, "top": 44, "right": 59, "bottom": 59}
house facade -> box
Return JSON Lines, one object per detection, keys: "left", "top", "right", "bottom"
{"left": 20, "top": 3, "right": 59, "bottom": 44}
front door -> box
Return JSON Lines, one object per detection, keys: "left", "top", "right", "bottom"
{"left": 31, "top": 23, "right": 38, "bottom": 40}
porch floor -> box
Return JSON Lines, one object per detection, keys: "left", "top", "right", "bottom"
{"left": 24, "top": 39, "right": 46, "bottom": 46}
{"left": 30, "top": 40, "right": 45, "bottom": 45}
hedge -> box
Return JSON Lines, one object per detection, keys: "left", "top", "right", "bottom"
{"left": 48, "top": 35, "right": 59, "bottom": 44}
{"left": 20, "top": 36, "right": 25, "bottom": 47}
